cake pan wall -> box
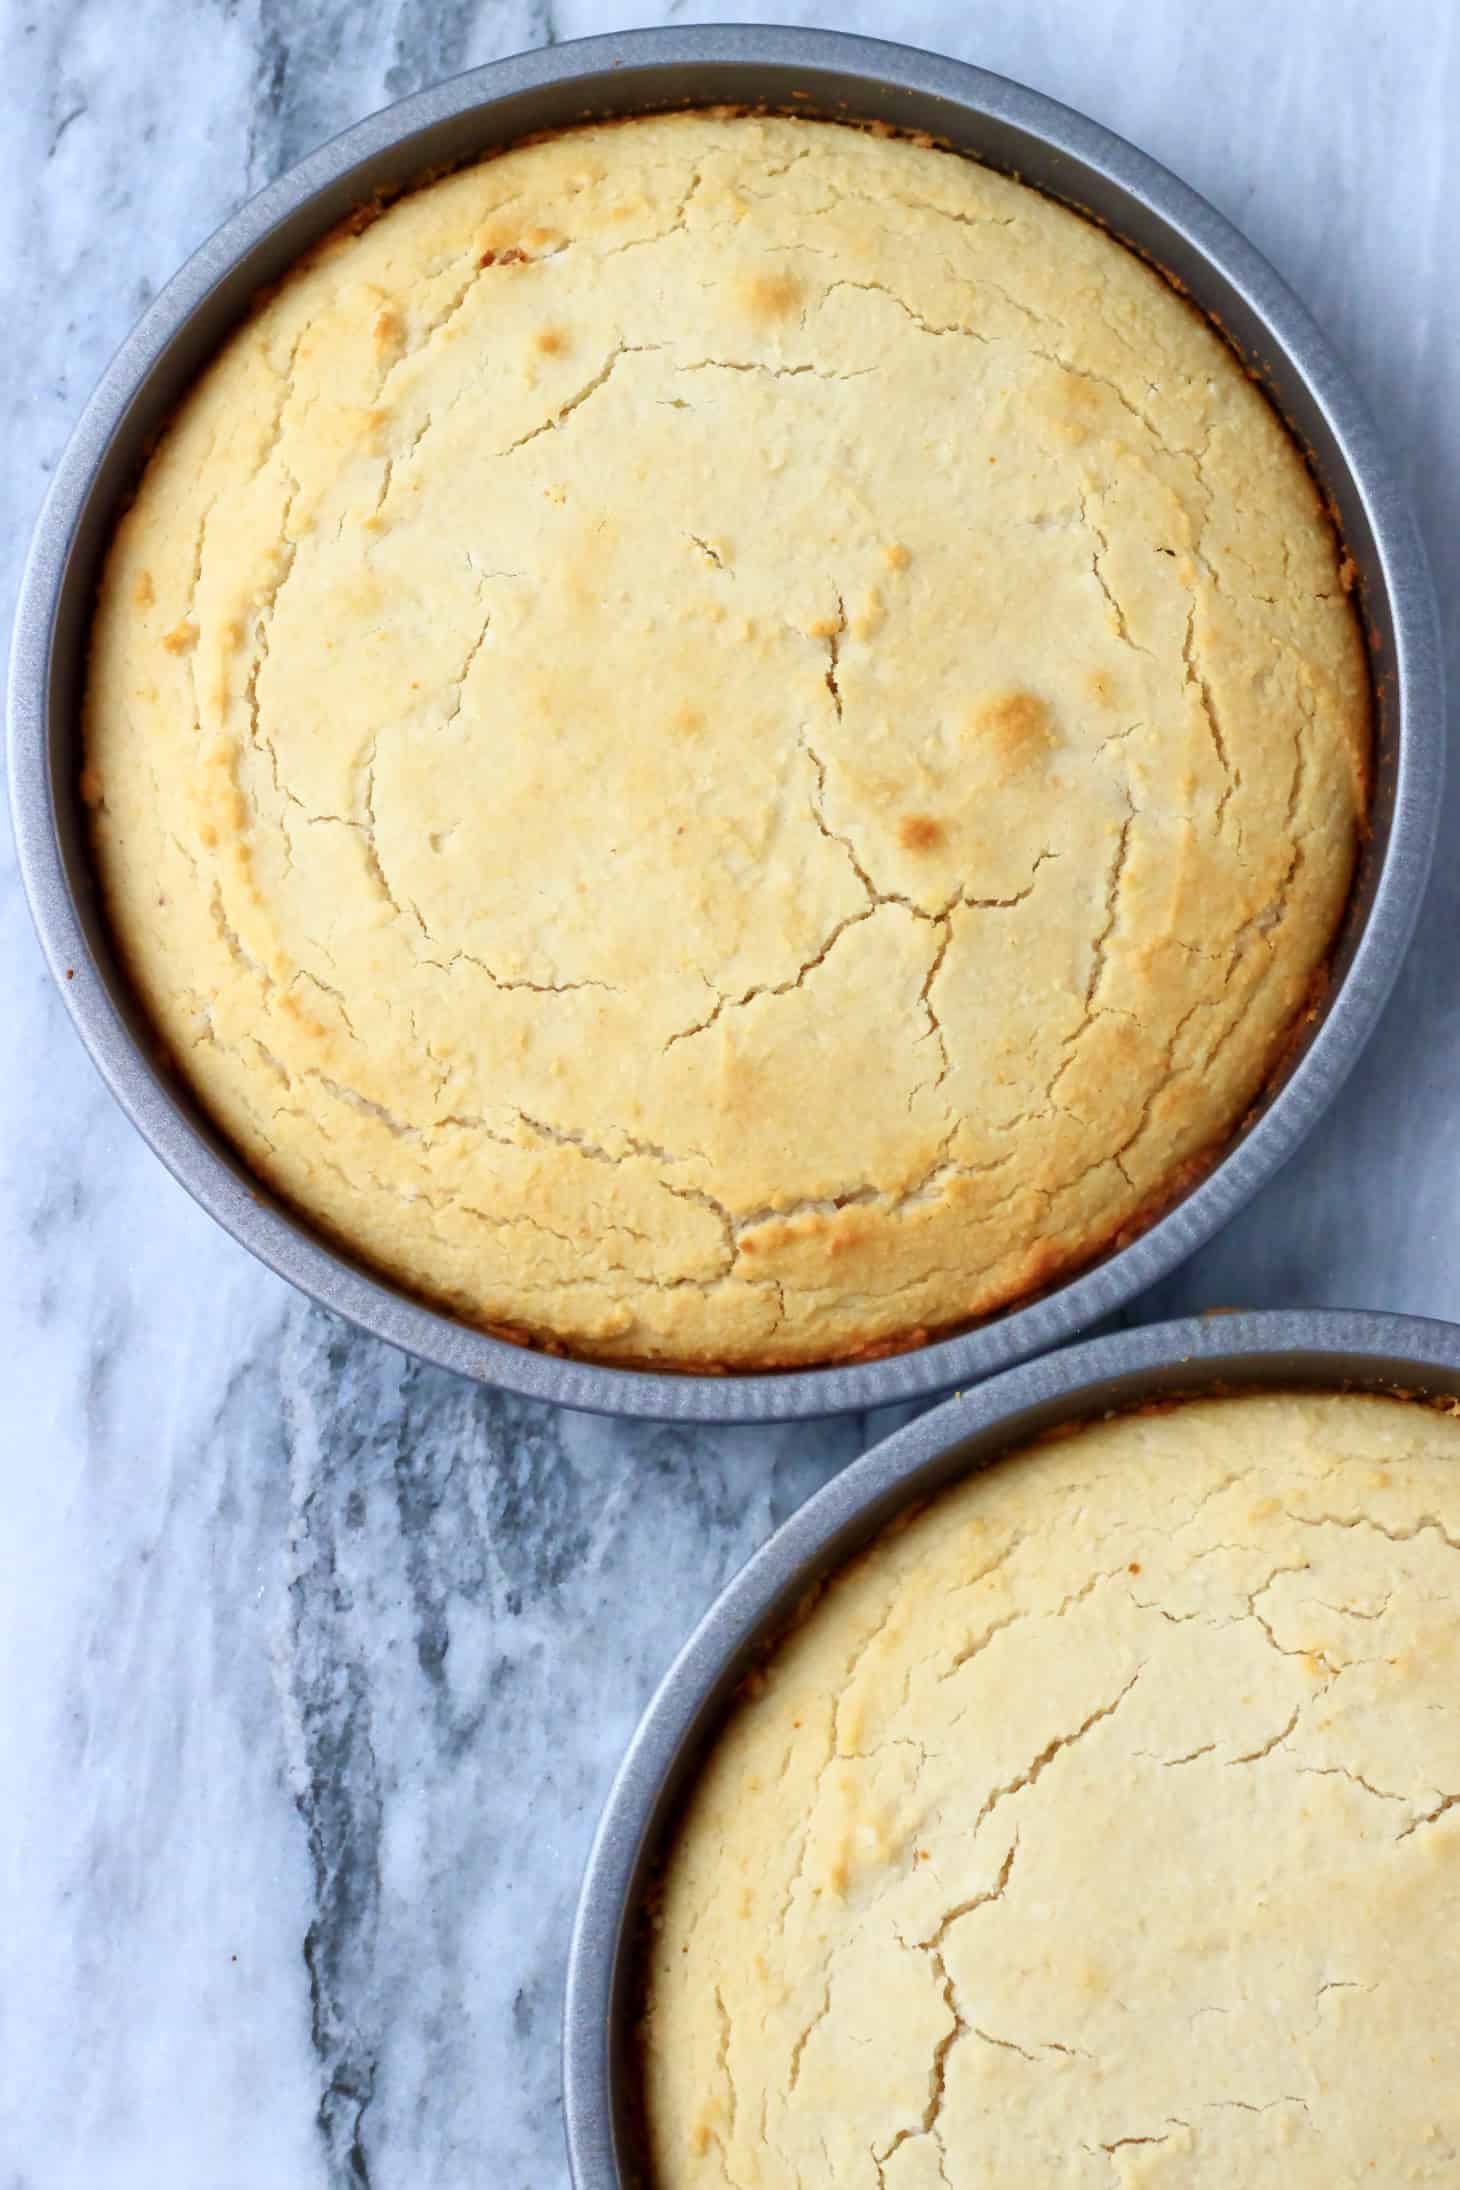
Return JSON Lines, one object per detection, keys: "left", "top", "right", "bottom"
{"left": 563, "top": 1306, "right": 1460, "bottom": 2184}
{"left": 8, "top": 28, "right": 1443, "bottom": 1422}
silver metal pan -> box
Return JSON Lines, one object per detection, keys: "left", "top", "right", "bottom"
{"left": 8, "top": 30, "right": 1442, "bottom": 1420}
{"left": 562, "top": 1306, "right": 1460, "bottom": 2183}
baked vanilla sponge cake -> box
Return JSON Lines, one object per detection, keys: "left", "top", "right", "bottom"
{"left": 85, "top": 114, "right": 1368, "bottom": 1368}
{"left": 642, "top": 1392, "right": 1460, "bottom": 2183}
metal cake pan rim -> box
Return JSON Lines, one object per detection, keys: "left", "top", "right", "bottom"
{"left": 7, "top": 25, "right": 1444, "bottom": 1423}
{"left": 562, "top": 1305, "right": 1460, "bottom": 2183}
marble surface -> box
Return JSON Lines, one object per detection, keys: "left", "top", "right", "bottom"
{"left": 2, "top": 1, "right": 1457, "bottom": 2182}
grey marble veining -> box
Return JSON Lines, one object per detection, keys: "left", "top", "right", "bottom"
{"left": 269, "top": 1322, "right": 873, "bottom": 2187}
{"left": 2, "top": 2, "right": 1457, "bottom": 2185}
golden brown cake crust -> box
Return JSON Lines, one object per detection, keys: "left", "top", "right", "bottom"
{"left": 85, "top": 114, "right": 1369, "bottom": 1369}
{"left": 641, "top": 1392, "right": 1460, "bottom": 2184}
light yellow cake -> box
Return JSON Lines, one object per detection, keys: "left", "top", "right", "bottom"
{"left": 642, "top": 1391, "right": 1460, "bottom": 2184}
{"left": 85, "top": 114, "right": 1368, "bottom": 1368}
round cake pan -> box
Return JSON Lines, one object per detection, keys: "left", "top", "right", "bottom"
{"left": 8, "top": 28, "right": 1442, "bottom": 1423}
{"left": 563, "top": 1305, "right": 1460, "bottom": 2184}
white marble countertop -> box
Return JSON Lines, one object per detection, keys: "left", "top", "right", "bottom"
{"left": 3, "top": 2, "right": 1456, "bottom": 2183}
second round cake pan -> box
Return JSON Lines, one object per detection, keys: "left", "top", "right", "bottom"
{"left": 563, "top": 1305, "right": 1460, "bottom": 2184}
{"left": 7, "top": 27, "right": 1443, "bottom": 1421}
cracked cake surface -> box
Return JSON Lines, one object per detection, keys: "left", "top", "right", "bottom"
{"left": 85, "top": 113, "right": 1369, "bottom": 1368}
{"left": 640, "top": 1392, "right": 1460, "bottom": 2184}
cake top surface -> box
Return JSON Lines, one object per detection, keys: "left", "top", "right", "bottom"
{"left": 86, "top": 113, "right": 1367, "bottom": 1368}
{"left": 642, "top": 1390, "right": 1460, "bottom": 2184}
